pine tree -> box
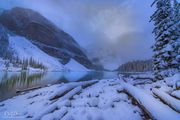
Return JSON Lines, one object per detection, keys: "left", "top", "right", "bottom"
{"left": 172, "top": 0, "right": 180, "bottom": 72}
{"left": 151, "top": 0, "right": 180, "bottom": 80}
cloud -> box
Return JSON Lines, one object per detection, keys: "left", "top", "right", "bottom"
{"left": 0, "top": 0, "right": 154, "bottom": 70}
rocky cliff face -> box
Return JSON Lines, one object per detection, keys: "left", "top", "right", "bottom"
{"left": 0, "top": 25, "right": 12, "bottom": 59}
{"left": 0, "top": 25, "right": 8, "bottom": 55}
{"left": 0, "top": 7, "right": 93, "bottom": 69}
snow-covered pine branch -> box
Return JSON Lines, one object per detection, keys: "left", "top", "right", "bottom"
{"left": 151, "top": 0, "right": 180, "bottom": 80}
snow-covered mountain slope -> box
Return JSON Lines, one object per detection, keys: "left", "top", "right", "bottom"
{"left": 8, "top": 35, "right": 64, "bottom": 71}
{"left": 0, "top": 35, "right": 91, "bottom": 71}
{"left": 65, "top": 59, "right": 89, "bottom": 71}
{"left": 0, "top": 7, "right": 94, "bottom": 69}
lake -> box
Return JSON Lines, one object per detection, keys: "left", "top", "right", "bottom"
{"left": 0, "top": 71, "right": 118, "bottom": 102}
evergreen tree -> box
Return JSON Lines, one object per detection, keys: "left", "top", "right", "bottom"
{"left": 151, "top": 0, "right": 180, "bottom": 80}
{"left": 5, "top": 61, "right": 9, "bottom": 70}
{"left": 172, "top": 0, "right": 180, "bottom": 71}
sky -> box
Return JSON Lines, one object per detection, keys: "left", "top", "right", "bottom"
{"left": 0, "top": 0, "right": 155, "bottom": 70}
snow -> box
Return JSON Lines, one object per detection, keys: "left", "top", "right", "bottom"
{"left": 171, "top": 90, "right": 180, "bottom": 99}
{"left": 164, "top": 73, "right": 180, "bottom": 89}
{"left": 8, "top": 35, "right": 65, "bottom": 71}
{"left": 0, "top": 35, "right": 91, "bottom": 72}
{"left": 0, "top": 79, "right": 142, "bottom": 120}
{"left": 33, "top": 86, "right": 83, "bottom": 120}
{"left": 153, "top": 88, "right": 180, "bottom": 113}
{"left": 41, "top": 106, "right": 68, "bottom": 120}
{"left": 65, "top": 59, "right": 89, "bottom": 71}
{"left": 0, "top": 74, "right": 180, "bottom": 120}
{"left": 122, "top": 82, "right": 180, "bottom": 120}
{"left": 48, "top": 80, "right": 98, "bottom": 100}
{"left": 0, "top": 58, "right": 20, "bottom": 71}
{"left": 4, "top": 35, "right": 91, "bottom": 72}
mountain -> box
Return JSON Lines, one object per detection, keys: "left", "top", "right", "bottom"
{"left": 0, "top": 25, "right": 64, "bottom": 71}
{"left": 0, "top": 7, "right": 94, "bottom": 71}
{"left": 0, "top": 25, "right": 89, "bottom": 71}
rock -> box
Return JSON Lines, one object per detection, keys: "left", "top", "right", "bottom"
{"left": 0, "top": 7, "right": 94, "bottom": 69}
{"left": 0, "top": 25, "right": 12, "bottom": 59}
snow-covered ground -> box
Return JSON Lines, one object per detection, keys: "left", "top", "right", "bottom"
{"left": 0, "top": 79, "right": 142, "bottom": 120}
{"left": 0, "top": 73, "right": 179, "bottom": 120}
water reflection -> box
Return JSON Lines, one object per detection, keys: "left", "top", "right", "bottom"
{"left": 0, "top": 72, "right": 45, "bottom": 90}
{"left": 0, "top": 71, "right": 117, "bottom": 101}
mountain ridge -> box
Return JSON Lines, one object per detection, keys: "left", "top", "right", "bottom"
{"left": 0, "top": 7, "right": 94, "bottom": 70}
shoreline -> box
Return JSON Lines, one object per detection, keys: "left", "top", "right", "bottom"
{"left": 0, "top": 74, "right": 179, "bottom": 120}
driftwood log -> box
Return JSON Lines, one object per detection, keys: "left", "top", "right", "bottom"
{"left": 152, "top": 89, "right": 180, "bottom": 113}
{"left": 16, "top": 86, "right": 41, "bottom": 93}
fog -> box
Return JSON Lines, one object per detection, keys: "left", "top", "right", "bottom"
{"left": 0, "top": 0, "right": 154, "bottom": 70}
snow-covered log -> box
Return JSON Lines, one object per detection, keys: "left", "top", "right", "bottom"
{"left": 49, "top": 80, "right": 98, "bottom": 100}
{"left": 33, "top": 86, "right": 82, "bottom": 120}
{"left": 41, "top": 107, "right": 68, "bottom": 120}
{"left": 122, "top": 82, "right": 180, "bottom": 120}
{"left": 16, "top": 86, "right": 41, "bottom": 93}
{"left": 171, "top": 90, "right": 180, "bottom": 100}
{"left": 153, "top": 88, "right": 180, "bottom": 113}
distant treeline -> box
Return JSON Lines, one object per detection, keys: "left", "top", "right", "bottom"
{"left": 4, "top": 56, "right": 47, "bottom": 70}
{"left": 116, "top": 60, "right": 153, "bottom": 72}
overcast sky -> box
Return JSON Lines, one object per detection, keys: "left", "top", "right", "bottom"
{"left": 0, "top": 0, "right": 155, "bottom": 70}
